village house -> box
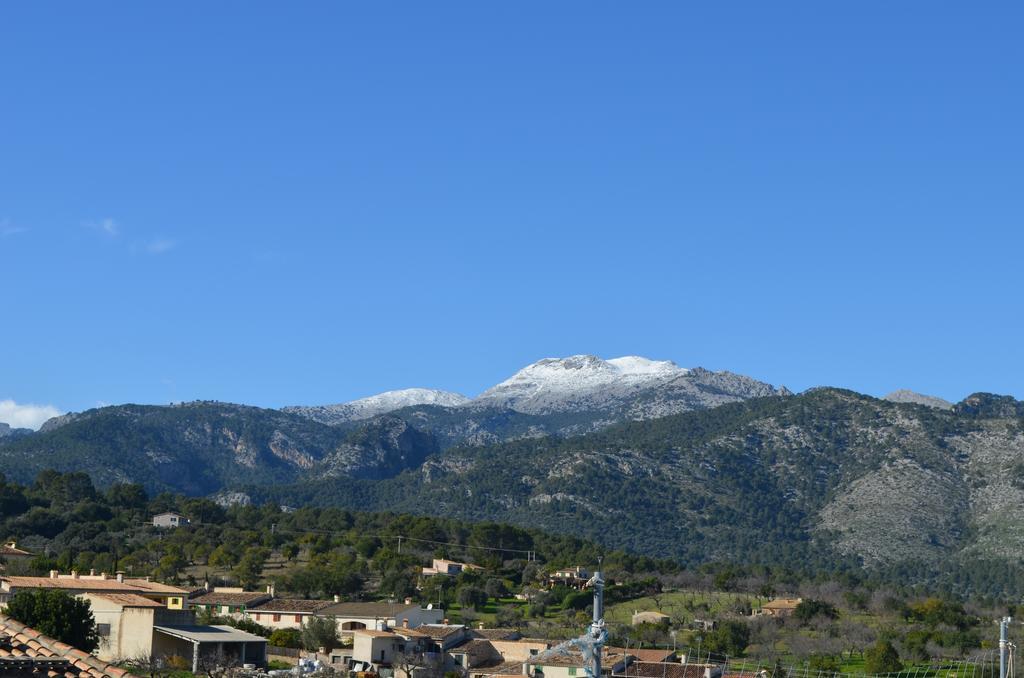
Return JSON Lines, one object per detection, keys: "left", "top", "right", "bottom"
{"left": 0, "top": 571, "right": 189, "bottom": 609}
{"left": 246, "top": 597, "right": 333, "bottom": 630}
{"left": 151, "top": 512, "right": 190, "bottom": 529}
{"left": 421, "top": 558, "right": 483, "bottom": 577}
{"left": 608, "top": 649, "right": 676, "bottom": 664}
{"left": 545, "top": 567, "right": 590, "bottom": 590}
{"left": 403, "top": 623, "right": 469, "bottom": 651}
{"left": 755, "top": 598, "right": 802, "bottom": 618}
{"left": 317, "top": 599, "right": 444, "bottom": 636}
{"left": 80, "top": 592, "right": 193, "bottom": 662}
{"left": 187, "top": 586, "right": 272, "bottom": 619}
{"left": 450, "top": 630, "right": 543, "bottom": 674}
{"left": 0, "top": 542, "right": 32, "bottom": 568}
{"left": 525, "top": 645, "right": 633, "bottom": 678}
{"left": 487, "top": 638, "right": 553, "bottom": 663}
{"left": 349, "top": 626, "right": 446, "bottom": 677}
{"left": 81, "top": 589, "right": 268, "bottom": 672}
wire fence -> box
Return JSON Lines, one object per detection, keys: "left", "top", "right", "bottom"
{"left": 615, "top": 646, "right": 1011, "bottom": 678}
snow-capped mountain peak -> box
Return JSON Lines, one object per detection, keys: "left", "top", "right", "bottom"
{"left": 283, "top": 388, "right": 469, "bottom": 425}
{"left": 349, "top": 388, "right": 470, "bottom": 412}
{"left": 284, "top": 354, "right": 783, "bottom": 426}
{"left": 473, "top": 354, "right": 691, "bottom": 413}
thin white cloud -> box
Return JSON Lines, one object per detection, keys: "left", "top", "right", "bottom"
{"left": 0, "top": 399, "right": 64, "bottom": 430}
{"left": 1, "top": 219, "right": 28, "bottom": 237}
{"left": 84, "top": 218, "right": 119, "bottom": 236}
{"left": 146, "top": 238, "right": 176, "bottom": 254}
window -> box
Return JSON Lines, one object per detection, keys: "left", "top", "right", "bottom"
{"left": 273, "top": 614, "right": 281, "bottom": 622}
{"left": 96, "top": 624, "right": 111, "bottom": 637}
{"left": 221, "top": 606, "right": 230, "bottom": 614}
{"left": 569, "top": 669, "right": 577, "bottom": 676}
{"left": 295, "top": 615, "right": 302, "bottom": 623}
{"left": 254, "top": 613, "right": 261, "bottom": 621}
{"left": 530, "top": 649, "right": 539, "bottom": 656}
{"left": 170, "top": 597, "right": 180, "bottom": 606}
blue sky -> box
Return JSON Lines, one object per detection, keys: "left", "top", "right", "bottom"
{"left": 2, "top": 2, "right": 1022, "bottom": 426}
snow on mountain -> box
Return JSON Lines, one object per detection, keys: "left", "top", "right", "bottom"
{"left": 473, "top": 354, "right": 692, "bottom": 413}
{"left": 284, "top": 354, "right": 785, "bottom": 428}
{"left": 283, "top": 388, "right": 469, "bottom": 426}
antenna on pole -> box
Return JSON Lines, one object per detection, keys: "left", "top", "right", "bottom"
{"left": 1001, "top": 617, "right": 1012, "bottom": 678}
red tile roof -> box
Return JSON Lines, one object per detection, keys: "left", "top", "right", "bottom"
{"left": 0, "top": 614, "right": 139, "bottom": 677}
{"left": 606, "top": 648, "right": 677, "bottom": 663}
{"left": 189, "top": 591, "right": 271, "bottom": 607}
{"left": 0, "top": 543, "right": 31, "bottom": 557}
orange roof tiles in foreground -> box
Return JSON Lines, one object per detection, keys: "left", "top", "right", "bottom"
{"left": 0, "top": 614, "right": 139, "bottom": 677}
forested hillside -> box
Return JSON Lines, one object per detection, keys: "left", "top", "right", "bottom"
{"left": 3, "top": 390, "right": 1024, "bottom": 596}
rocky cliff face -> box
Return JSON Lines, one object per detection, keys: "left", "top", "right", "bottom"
{"left": 884, "top": 389, "right": 953, "bottom": 410}
{"left": 0, "top": 402, "right": 437, "bottom": 494}
{"left": 0, "top": 423, "right": 33, "bottom": 440}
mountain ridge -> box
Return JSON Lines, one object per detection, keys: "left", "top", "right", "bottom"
{"left": 283, "top": 355, "right": 788, "bottom": 441}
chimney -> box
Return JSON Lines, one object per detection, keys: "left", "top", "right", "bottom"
{"left": 403, "top": 618, "right": 409, "bottom": 629}
{"left": 89, "top": 569, "right": 96, "bottom": 576}
{"left": 267, "top": 584, "right": 275, "bottom": 597}
{"left": 443, "top": 618, "right": 449, "bottom": 625}
{"left": 204, "top": 580, "right": 211, "bottom": 591}
{"left": 71, "top": 570, "right": 79, "bottom": 579}
{"left": 49, "top": 570, "right": 58, "bottom": 579}
{"left": 334, "top": 594, "right": 340, "bottom": 603}
{"left": 116, "top": 572, "right": 124, "bottom": 583}
{"left": 404, "top": 597, "right": 413, "bottom": 605}
{"left": 478, "top": 622, "right": 485, "bottom": 630}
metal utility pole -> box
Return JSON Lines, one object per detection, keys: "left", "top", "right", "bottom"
{"left": 1001, "top": 617, "right": 1012, "bottom": 678}
{"left": 589, "top": 561, "right": 606, "bottom": 678}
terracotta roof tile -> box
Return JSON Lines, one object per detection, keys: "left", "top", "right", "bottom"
{"left": 190, "top": 591, "right": 271, "bottom": 606}
{"left": 0, "top": 614, "right": 140, "bottom": 677}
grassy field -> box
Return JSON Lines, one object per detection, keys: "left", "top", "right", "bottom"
{"left": 605, "top": 590, "right": 755, "bottom": 626}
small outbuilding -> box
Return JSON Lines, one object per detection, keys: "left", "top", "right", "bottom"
{"left": 153, "top": 624, "right": 267, "bottom": 673}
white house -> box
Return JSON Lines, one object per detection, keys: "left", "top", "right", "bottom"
{"left": 247, "top": 598, "right": 333, "bottom": 630}
{"left": 152, "top": 512, "right": 190, "bottom": 529}
{"left": 317, "top": 600, "right": 444, "bottom": 636}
